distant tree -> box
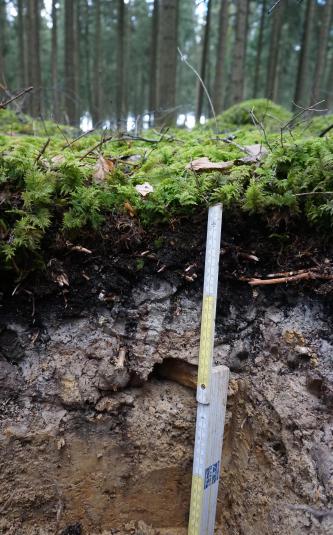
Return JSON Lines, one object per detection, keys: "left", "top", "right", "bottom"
{"left": 149, "top": 0, "right": 159, "bottom": 124}
{"left": 265, "top": 1, "right": 285, "bottom": 101}
{"left": 0, "top": 0, "right": 6, "bottom": 83}
{"left": 51, "top": 0, "right": 60, "bottom": 121}
{"left": 116, "top": 0, "right": 126, "bottom": 126}
{"left": 27, "top": 0, "right": 42, "bottom": 116}
{"left": 253, "top": 0, "right": 267, "bottom": 98}
{"left": 196, "top": 0, "right": 213, "bottom": 122}
{"left": 17, "top": 0, "right": 27, "bottom": 90}
{"left": 92, "top": 0, "right": 102, "bottom": 125}
{"left": 213, "top": 0, "right": 229, "bottom": 114}
{"left": 311, "top": 0, "right": 333, "bottom": 105}
{"left": 294, "top": 0, "right": 315, "bottom": 107}
{"left": 157, "top": 0, "right": 179, "bottom": 126}
{"left": 230, "top": 0, "right": 249, "bottom": 104}
{"left": 64, "top": 0, "right": 77, "bottom": 125}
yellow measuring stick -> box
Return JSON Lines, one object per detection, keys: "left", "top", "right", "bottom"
{"left": 188, "top": 204, "right": 229, "bottom": 535}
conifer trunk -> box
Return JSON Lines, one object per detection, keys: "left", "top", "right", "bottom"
{"left": 64, "top": 0, "right": 77, "bottom": 125}
{"left": 213, "top": 0, "right": 229, "bottom": 114}
{"left": 230, "top": 0, "right": 249, "bottom": 105}
{"left": 196, "top": 0, "right": 213, "bottom": 122}
{"left": 253, "top": 0, "right": 267, "bottom": 98}
{"left": 17, "top": 0, "right": 26, "bottom": 89}
{"left": 311, "top": 0, "right": 333, "bottom": 104}
{"left": 157, "top": 0, "right": 179, "bottom": 126}
{"left": 294, "top": 0, "right": 315, "bottom": 107}
{"left": 27, "top": 0, "right": 42, "bottom": 116}
{"left": 51, "top": 0, "right": 60, "bottom": 121}
{"left": 149, "top": 0, "right": 159, "bottom": 125}
{"left": 116, "top": 0, "right": 126, "bottom": 127}
{"left": 265, "top": 2, "right": 285, "bottom": 101}
{"left": 92, "top": 0, "right": 102, "bottom": 125}
{"left": 0, "top": 0, "right": 6, "bottom": 83}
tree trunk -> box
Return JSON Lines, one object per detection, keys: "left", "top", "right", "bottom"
{"left": 64, "top": 0, "right": 77, "bottom": 125}
{"left": 92, "top": 0, "right": 102, "bottom": 126}
{"left": 293, "top": 0, "right": 315, "bottom": 108}
{"left": 311, "top": 0, "right": 333, "bottom": 105}
{"left": 116, "top": 0, "right": 126, "bottom": 127}
{"left": 17, "top": 0, "right": 27, "bottom": 89}
{"left": 0, "top": 0, "right": 6, "bottom": 83}
{"left": 27, "top": 0, "right": 42, "bottom": 116}
{"left": 265, "top": 2, "right": 285, "bottom": 101}
{"left": 83, "top": 0, "right": 93, "bottom": 121}
{"left": 157, "top": 0, "right": 179, "bottom": 126}
{"left": 51, "top": 0, "right": 60, "bottom": 121}
{"left": 253, "top": 0, "right": 267, "bottom": 98}
{"left": 75, "top": 0, "right": 81, "bottom": 125}
{"left": 230, "top": 0, "right": 249, "bottom": 105}
{"left": 213, "top": 0, "right": 229, "bottom": 114}
{"left": 149, "top": 0, "right": 159, "bottom": 125}
{"left": 196, "top": 0, "right": 213, "bottom": 122}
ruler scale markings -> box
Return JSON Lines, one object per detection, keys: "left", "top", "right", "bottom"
{"left": 188, "top": 204, "right": 229, "bottom": 535}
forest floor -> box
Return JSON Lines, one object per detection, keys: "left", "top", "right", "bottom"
{"left": 0, "top": 100, "right": 333, "bottom": 534}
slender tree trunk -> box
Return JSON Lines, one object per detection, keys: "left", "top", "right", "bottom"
{"left": 83, "top": 0, "right": 93, "bottom": 120}
{"left": 0, "top": 0, "right": 6, "bottom": 83}
{"left": 253, "top": 0, "right": 267, "bottom": 98}
{"left": 27, "top": 0, "right": 42, "bottom": 116}
{"left": 92, "top": 0, "right": 103, "bottom": 125}
{"left": 213, "top": 0, "right": 229, "bottom": 114}
{"left": 265, "top": 2, "right": 285, "bottom": 101}
{"left": 294, "top": 0, "right": 315, "bottom": 107}
{"left": 196, "top": 0, "right": 213, "bottom": 122}
{"left": 51, "top": 0, "right": 60, "bottom": 121}
{"left": 64, "top": 0, "right": 77, "bottom": 125}
{"left": 157, "top": 0, "right": 179, "bottom": 126}
{"left": 149, "top": 0, "right": 159, "bottom": 125}
{"left": 75, "top": 0, "right": 81, "bottom": 125}
{"left": 116, "top": 0, "right": 126, "bottom": 127}
{"left": 17, "top": 0, "right": 26, "bottom": 89}
{"left": 230, "top": 0, "right": 249, "bottom": 105}
{"left": 311, "top": 0, "right": 333, "bottom": 104}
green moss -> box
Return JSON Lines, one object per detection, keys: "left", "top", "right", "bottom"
{"left": 1, "top": 104, "right": 333, "bottom": 273}
{"left": 206, "top": 99, "right": 292, "bottom": 133}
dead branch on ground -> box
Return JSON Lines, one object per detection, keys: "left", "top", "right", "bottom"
{"left": 0, "top": 86, "right": 33, "bottom": 109}
{"left": 35, "top": 138, "right": 51, "bottom": 163}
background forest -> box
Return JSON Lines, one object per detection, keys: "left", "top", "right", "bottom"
{"left": 0, "top": 0, "right": 333, "bottom": 129}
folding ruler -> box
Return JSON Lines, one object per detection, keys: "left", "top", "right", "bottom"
{"left": 188, "top": 204, "right": 229, "bottom": 535}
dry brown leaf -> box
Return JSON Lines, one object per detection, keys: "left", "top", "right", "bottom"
{"left": 93, "top": 155, "right": 115, "bottom": 182}
{"left": 124, "top": 201, "right": 136, "bottom": 217}
{"left": 186, "top": 157, "right": 234, "bottom": 172}
{"left": 237, "top": 144, "right": 268, "bottom": 164}
{"left": 135, "top": 182, "right": 154, "bottom": 197}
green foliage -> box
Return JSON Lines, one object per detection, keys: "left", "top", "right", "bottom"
{"left": 2, "top": 108, "right": 333, "bottom": 273}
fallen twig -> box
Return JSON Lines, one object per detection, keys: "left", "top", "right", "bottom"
{"left": 0, "top": 86, "right": 33, "bottom": 109}
{"left": 79, "top": 135, "right": 113, "bottom": 160}
{"left": 35, "top": 137, "right": 50, "bottom": 163}
{"left": 248, "top": 271, "right": 333, "bottom": 286}
{"left": 64, "top": 128, "right": 95, "bottom": 148}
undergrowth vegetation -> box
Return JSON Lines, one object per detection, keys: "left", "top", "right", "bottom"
{"left": 1, "top": 99, "right": 333, "bottom": 273}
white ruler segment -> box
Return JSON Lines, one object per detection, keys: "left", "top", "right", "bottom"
{"left": 197, "top": 203, "right": 223, "bottom": 405}
{"left": 188, "top": 204, "right": 229, "bottom": 535}
{"left": 188, "top": 366, "right": 229, "bottom": 535}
